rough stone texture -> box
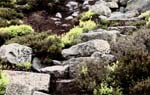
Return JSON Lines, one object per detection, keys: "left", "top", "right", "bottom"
{"left": 4, "top": 70, "right": 50, "bottom": 92}
{"left": 78, "top": 29, "right": 120, "bottom": 42}
{"left": 0, "top": 43, "right": 32, "bottom": 65}
{"left": 119, "top": 0, "right": 129, "bottom": 6}
{"left": 54, "top": 79, "right": 76, "bottom": 95}
{"left": 33, "top": 91, "right": 50, "bottom": 95}
{"left": 126, "top": 0, "right": 150, "bottom": 12}
{"left": 40, "top": 65, "right": 69, "bottom": 78}
{"left": 108, "top": 11, "right": 139, "bottom": 20}
{"left": 89, "top": 0, "right": 111, "bottom": 16}
{"left": 106, "top": 2, "right": 118, "bottom": 9}
{"left": 32, "top": 57, "right": 45, "bottom": 72}
{"left": 62, "top": 39, "right": 110, "bottom": 59}
{"left": 5, "top": 83, "right": 32, "bottom": 95}
{"left": 108, "top": 26, "right": 137, "bottom": 34}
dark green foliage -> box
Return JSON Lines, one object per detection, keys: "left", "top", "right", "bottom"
{"left": 130, "top": 78, "right": 150, "bottom": 95}
{"left": 6, "top": 33, "right": 64, "bottom": 65}
{"left": 111, "top": 28, "right": 150, "bottom": 94}
{"left": 0, "top": 8, "right": 23, "bottom": 20}
{"left": 75, "top": 58, "right": 108, "bottom": 94}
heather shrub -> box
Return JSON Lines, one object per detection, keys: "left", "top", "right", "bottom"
{"left": 0, "top": 70, "right": 9, "bottom": 95}
{"left": 0, "top": 8, "right": 23, "bottom": 20}
{"left": 130, "top": 78, "right": 150, "bottom": 95}
{"left": 80, "top": 10, "right": 95, "bottom": 21}
{"left": 110, "top": 28, "right": 150, "bottom": 94}
{"left": 6, "top": 33, "right": 63, "bottom": 65}
{"left": 75, "top": 58, "right": 108, "bottom": 94}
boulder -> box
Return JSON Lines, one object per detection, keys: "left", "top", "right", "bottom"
{"left": 78, "top": 29, "right": 120, "bottom": 42}
{"left": 126, "top": 0, "right": 150, "bottom": 12}
{"left": 5, "top": 83, "right": 32, "bottom": 95}
{"left": 0, "top": 43, "right": 32, "bottom": 66}
{"left": 119, "top": 0, "right": 129, "bottom": 6}
{"left": 106, "top": 2, "right": 118, "bottom": 9}
{"left": 108, "top": 11, "right": 139, "bottom": 20}
{"left": 40, "top": 65, "right": 69, "bottom": 78}
{"left": 89, "top": 0, "right": 111, "bottom": 16}
{"left": 62, "top": 39, "right": 110, "bottom": 59}
{"left": 4, "top": 70, "right": 50, "bottom": 92}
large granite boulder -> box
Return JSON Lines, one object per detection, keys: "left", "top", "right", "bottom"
{"left": 4, "top": 70, "right": 50, "bottom": 95}
{"left": 0, "top": 43, "right": 32, "bottom": 66}
{"left": 62, "top": 39, "right": 110, "bottom": 59}
{"left": 126, "top": 0, "right": 150, "bottom": 12}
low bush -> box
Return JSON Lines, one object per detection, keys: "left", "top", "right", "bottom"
{"left": 6, "top": 33, "right": 63, "bottom": 65}
{"left": 75, "top": 58, "right": 108, "bottom": 94}
{"left": 80, "top": 10, "right": 95, "bottom": 21}
{"left": 0, "top": 8, "right": 23, "bottom": 20}
{"left": 0, "top": 25, "right": 34, "bottom": 37}
{"left": 110, "top": 28, "right": 150, "bottom": 94}
{"left": 130, "top": 78, "right": 150, "bottom": 95}
{"left": 0, "top": 70, "right": 9, "bottom": 95}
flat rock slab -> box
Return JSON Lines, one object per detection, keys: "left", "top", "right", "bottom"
{"left": 33, "top": 91, "right": 50, "bottom": 95}
{"left": 4, "top": 70, "right": 50, "bottom": 92}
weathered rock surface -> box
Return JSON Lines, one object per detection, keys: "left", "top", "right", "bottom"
{"left": 4, "top": 70, "right": 50, "bottom": 92}
{"left": 78, "top": 29, "right": 120, "bottom": 42}
{"left": 89, "top": 0, "right": 111, "bottom": 16}
{"left": 62, "top": 39, "right": 110, "bottom": 59}
{"left": 33, "top": 91, "right": 50, "bottom": 95}
{"left": 0, "top": 43, "right": 32, "bottom": 65}
{"left": 126, "top": 0, "right": 150, "bottom": 12}
{"left": 40, "top": 65, "right": 69, "bottom": 78}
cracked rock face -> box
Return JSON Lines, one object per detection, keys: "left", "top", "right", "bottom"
{"left": 0, "top": 43, "right": 32, "bottom": 65}
{"left": 4, "top": 70, "right": 50, "bottom": 94}
{"left": 62, "top": 39, "right": 110, "bottom": 59}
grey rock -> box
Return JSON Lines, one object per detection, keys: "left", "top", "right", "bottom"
{"left": 33, "top": 91, "right": 50, "bottom": 95}
{"left": 40, "top": 65, "right": 69, "bottom": 78}
{"left": 4, "top": 70, "right": 50, "bottom": 92}
{"left": 55, "top": 12, "right": 62, "bottom": 18}
{"left": 0, "top": 43, "right": 32, "bottom": 66}
{"left": 65, "top": 16, "right": 73, "bottom": 20}
{"left": 126, "top": 0, "right": 150, "bottom": 12}
{"left": 91, "top": 52, "right": 116, "bottom": 63}
{"left": 108, "top": 11, "right": 139, "bottom": 20}
{"left": 106, "top": 2, "right": 118, "bottom": 9}
{"left": 32, "top": 57, "right": 44, "bottom": 72}
{"left": 78, "top": 29, "right": 120, "bottom": 42}
{"left": 52, "top": 60, "right": 62, "bottom": 65}
{"left": 5, "top": 83, "right": 32, "bottom": 95}
{"left": 108, "top": 26, "right": 137, "bottom": 34}
{"left": 62, "top": 39, "right": 110, "bottom": 59}
{"left": 66, "top": 1, "right": 79, "bottom": 12}
{"left": 119, "top": 7, "right": 125, "bottom": 13}
{"left": 72, "top": 11, "right": 79, "bottom": 17}
{"left": 119, "top": 0, "right": 129, "bottom": 6}
{"left": 89, "top": 0, "right": 111, "bottom": 16}
{"left": 55, "top": 79, "right": 76, "bottom": 95}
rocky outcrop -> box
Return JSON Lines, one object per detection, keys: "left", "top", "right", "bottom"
{"left": 126, "top": 0, "right": 150, "bottom": 12}
{"left": 0, "top": 43, "right": 32, "bottom": 66}
{"left": 62, "top": 39, "right": 110, "bottom": 59}
{"left": 4, "top": 70, "right": 50, "bottom": 95}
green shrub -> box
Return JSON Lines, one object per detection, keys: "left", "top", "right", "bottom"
{"left": 130, "top": 78, "right": 150, "bottom": 95}
{"left": 110, "top": 28, "right": 150, "bottom": 94}
{"left": 75, "top": 58, "right": 108, "bottom": 94}
{"left": 16, "top": 61, "right": 32, "bottom": 70}
{"left": 139, "top": 11, "right": 150, "bottom": 25}
{"left": 79, "top": 20, "right": 97, "bottom": 31}
{"left": 0, "top": 70, "right": 9, "bottom": 95}
{"left": 0, "top": 19, "right": 23, "bottom": 28}
{"left": 61, "top": 26, "right": 84, "bottom": 46}
{"left": 6, "top": 33, "right": 63, "bottom": 65}
{"left": 0, "top": 25, "right": 34, "bottom": 37}
{"left": 80, "top": 10, "right": 95, "bottom": 21}
{"left": 0, "top": 8, "right": 23, "bottom": 20}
